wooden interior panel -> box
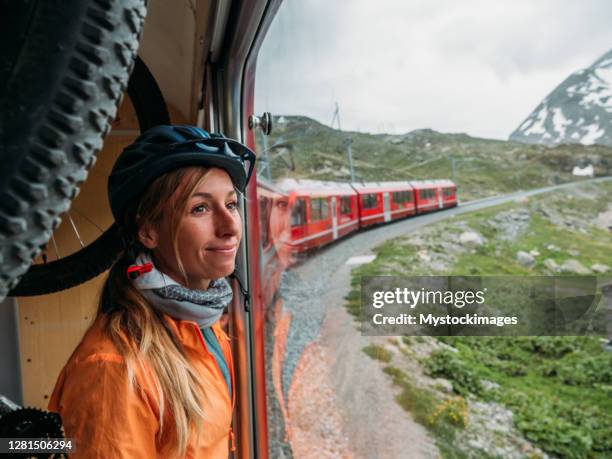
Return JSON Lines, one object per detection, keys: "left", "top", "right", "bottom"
{"left": 17, "top": 97, "right": 138, "bottom": 409}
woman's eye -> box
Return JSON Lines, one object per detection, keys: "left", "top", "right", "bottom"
{"left": 192, "top": 204, "right": 209, "bottom": 214}
{"left": 227, "top": 201, "right": 238, "bottom": 211}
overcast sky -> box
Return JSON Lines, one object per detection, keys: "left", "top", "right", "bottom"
{"left": 254, "top": 0, "right": 612, "bottom": 140}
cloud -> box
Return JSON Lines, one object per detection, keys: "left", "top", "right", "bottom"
{"left": 254, "top": 0, "right": 612, "bottom": 139}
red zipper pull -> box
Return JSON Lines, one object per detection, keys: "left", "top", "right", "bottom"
{"left": 126, "top": 262, "right": 153, "bottom": 279}
{"left": 230, "top": 426, "right": 236, "bottom": 452}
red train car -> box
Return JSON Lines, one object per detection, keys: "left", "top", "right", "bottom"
{"left": 277, "top": 178, "right": 359, "bottom": 253}
{"left": 411, "top": 180, "right": 440, "bottom": 214}
{"left": 351, "top": 181, "right": 416, "bottom": 228}
{"left": 433, "top": 179, "right": 458, "bottom": 208}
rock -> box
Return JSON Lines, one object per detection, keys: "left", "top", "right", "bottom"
{"left": 481, "top": 380, "right": 501, "bottom": 392}
{"left": 591, "top": 263, "right": 610, "bottom": 273}
{"left": 568, "top": 249, "right": 580, "bottom": 257}
{"left": 433, "top": 378, "right": 454, "bottom": 394}
{"left": 545, "top": 244, "right": 560, "bottom": 252}
{"left": 543, "top": 259, "right": 560, "bottom": 273}
{"left": 560, "top": 259, "right": 590, "bottom": 274}
{"left": 517, "top": 251, "right": 536, "bottom": 268}
{"left": 459, "top": 231, "right": 485, "bottom": 248}
{"left": 529, "top": 249, "right": 540, "bottom": 257}
{"left": 593, "top": 207, "right": 612, "bottom": 232}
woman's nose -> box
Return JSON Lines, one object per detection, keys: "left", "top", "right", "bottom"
{"left": 214, "top": 205, "right": 240, "bottom": 237}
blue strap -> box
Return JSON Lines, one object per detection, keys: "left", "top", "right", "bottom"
{"left": 201, "top": 327, "right": 231, "bottom": 399}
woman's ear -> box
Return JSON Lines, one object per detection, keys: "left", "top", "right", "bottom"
{"left": 138, "top": 222, "right": 159, "bottom": 249}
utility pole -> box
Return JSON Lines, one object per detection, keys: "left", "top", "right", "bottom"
{"left": 450, "top": 156, "right": 458, "bottom": 201}
{"left": 346, "top": 138, "right": 355, "bottom": 183}
{"left": 332, "top": 101, "right": 356, "bottom": 183}
{"left": 330, "top": 102, "right": 342, "bottom": 131}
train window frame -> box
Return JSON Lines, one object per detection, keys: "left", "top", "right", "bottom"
{"left": 340, "top": 195, "right": 351, "bottom": 214}
{"left": 310, "top": 197, "right": 329, "bottom": 221}
{"left": 362, "top": 193, "right": 377, "bottom": 209}
{"left": 392, "top": 190, "right": 413, "bottom": 204}
{"left": 291, "top": 198, "right": 307, "bottom": 226}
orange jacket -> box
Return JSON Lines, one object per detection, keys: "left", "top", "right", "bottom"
{"left": 48, "top": 314, "right": 235, "bottom": 458}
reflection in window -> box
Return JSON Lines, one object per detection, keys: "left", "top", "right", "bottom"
{"left": 291, "top": 198, "right": 306, "bottom": 226}
{"left": 259, "top": 197, "right": 272, "bottom": 247}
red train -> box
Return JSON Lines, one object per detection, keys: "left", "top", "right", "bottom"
{"left": 259, "top": 178, "right": 458, "bottom": 257}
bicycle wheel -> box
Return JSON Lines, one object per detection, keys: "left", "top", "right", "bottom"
{"left": 0, "top": 0, "right": 148, "bottom": 300}
{"left": 9, "top": 55, "right": 170, "bottom": 297}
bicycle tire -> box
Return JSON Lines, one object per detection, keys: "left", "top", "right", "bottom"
{"left": 9, "top": 56, "right": 170, "bottom": 297}
{"left": 0, "top": 0, "right": 148, "bottom": 300}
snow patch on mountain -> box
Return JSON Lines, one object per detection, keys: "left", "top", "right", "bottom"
{"left": 510, "top": 49, "right": 612, "bottom": 147}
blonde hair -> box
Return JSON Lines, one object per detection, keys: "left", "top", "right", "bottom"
{"left": 97, "top": 166, "right": 218, "bottom": 457}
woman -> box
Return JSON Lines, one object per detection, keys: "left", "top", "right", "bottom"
{"left": 48, "top": 125, "right": 256, "bottom": 458}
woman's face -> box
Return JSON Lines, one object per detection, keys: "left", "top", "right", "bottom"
{"left": 140, "top": 167, "right": 242, "bottom": 290}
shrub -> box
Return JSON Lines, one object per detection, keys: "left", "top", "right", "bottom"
{"left": 362, "top": 344, "right": 393, "bottom": 363}
{"left": 425, "top": 350, "right": 483, "bottom": 396}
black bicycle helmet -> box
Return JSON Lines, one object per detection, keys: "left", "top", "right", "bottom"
{"left": 108, "top": 125, "right": 256, "bottom": 226}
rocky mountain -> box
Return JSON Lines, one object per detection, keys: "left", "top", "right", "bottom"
{"left": 510, "top": 49, "right": 612, "bottom": 147}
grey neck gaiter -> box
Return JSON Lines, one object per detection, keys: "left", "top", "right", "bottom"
{"left": 132, "top": 252, "right": 232, "bottom": 328}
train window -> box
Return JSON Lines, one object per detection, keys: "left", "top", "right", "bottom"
{"left": 310, "top": 197, "right": 329, "bottom": 221}
{"left": 393, "top": 190, "right": 413, "bottom": 204}
{"left": 420, "top": 189, "right": 434, "bottom": 200}
{"left": 250, "top": 2, "right": 612, "bottom": 458}
{"left": 362, "top": 193, "right": 378, "bottom": 209}
{"left": 291, "top": 198, "right": 306, "bottom": 226}
{"left": 340, "top": 196, "right": 351, "bottom": 214}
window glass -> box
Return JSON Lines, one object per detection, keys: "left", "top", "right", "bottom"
{"left": 291, "top": 198, "right": 306, "bottom": 226}
{"left": 310, "top": 197, "right": 329, "bottom": 221}
{"left": 340, "top": 196, "right": 351, "bottom": 214}
{"left": 253, "top": 3, "right": 612, "bottom": 458}
{"left": 362, "top": 193, "right": 377, "bottom": 209}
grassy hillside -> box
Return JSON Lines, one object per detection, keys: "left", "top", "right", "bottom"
{"left": 256, "top": 115, "right": 612, "bottom": 200}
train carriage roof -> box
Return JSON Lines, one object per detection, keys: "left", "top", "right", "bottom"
{"left": 275, "top": 178, "right": 357, "bottom": 197}
{"left": 350, "top": 181, "right": 414, "bottom": 193}
{"left": 409, "top": 179, "right": 456, "bottom": 189}
{"left": 257, "top": 177, "right": 290, "bottom": 198}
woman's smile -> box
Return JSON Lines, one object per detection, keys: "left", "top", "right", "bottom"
{"left": 206, "top": 244, "right": 238, "bottom": 255}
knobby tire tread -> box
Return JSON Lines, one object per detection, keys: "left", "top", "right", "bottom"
{"left": 0, "top": 0, "right": 148, "bottom": 298}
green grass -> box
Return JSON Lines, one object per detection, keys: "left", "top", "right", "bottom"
{"left": 429, "top": 337, "right": 612, "bottom": 458}
{"left": 344, "top": 181, "right": 612, "bottom": 458}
